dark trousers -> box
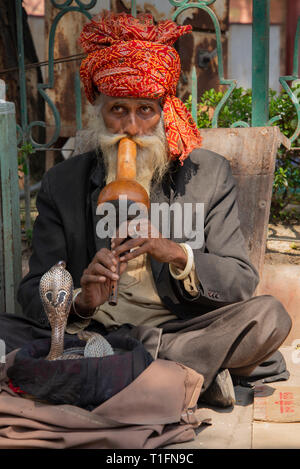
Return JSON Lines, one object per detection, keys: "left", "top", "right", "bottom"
{"left": 158, "top": 294, "right": 292, "bottom": 392}
{"left": 0, "top": 294, "right": 292, "bottom": 393}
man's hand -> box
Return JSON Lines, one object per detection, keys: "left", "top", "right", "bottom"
{"left": 111, "top": 219, "right": 187, "bottom": 270}
{"left": 74, "top": 248, "right": 128, "bottom": 315}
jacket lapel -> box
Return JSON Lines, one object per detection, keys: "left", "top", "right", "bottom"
{"left": 149, "top": 168, "right": 175, "bottom": 284}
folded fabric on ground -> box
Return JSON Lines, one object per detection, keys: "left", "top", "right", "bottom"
{"left": 0, "top": 351, "right": 208, "bottom": 449}
{"left": 6, "top": 335, "right": 153, "bottom": 410}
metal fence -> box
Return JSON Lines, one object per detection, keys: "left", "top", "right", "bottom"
{"left": 1, "top": 0, "right": 300, "bottom": 313}
{"left": 15, "top": 0, "right": 300, "bottom": 223}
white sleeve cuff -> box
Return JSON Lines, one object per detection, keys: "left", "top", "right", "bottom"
{"left": 169, "top": 243, "right": 194, "bottom": 280}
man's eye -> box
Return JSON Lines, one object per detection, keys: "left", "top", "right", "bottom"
{"left": 140, "top": 106, "right": 152, "bottom": 113}
{"left": 111, "top": 106, "right": 125, "bottom": 113}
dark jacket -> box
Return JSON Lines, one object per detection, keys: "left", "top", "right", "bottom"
{"left": 17, "top": 148, "right": 259, "bottom": 327}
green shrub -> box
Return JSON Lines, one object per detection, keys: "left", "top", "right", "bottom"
{"left": 18, "top": 142, "right": 35, "bottom": 176}
{"left": 185, "top": 86, "right": 300, "bottom": 223}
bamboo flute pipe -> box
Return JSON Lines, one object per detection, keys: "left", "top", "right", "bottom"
{"left": 97, "top": 138, "right": 150, "bottom": 305}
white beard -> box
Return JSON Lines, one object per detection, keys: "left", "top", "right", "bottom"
{"left": 90, "top": 104, "right": 170, "bottom": 195}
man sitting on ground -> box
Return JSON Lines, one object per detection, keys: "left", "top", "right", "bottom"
{"left": 1, "top": 12, "right": 292, "bottom": 406}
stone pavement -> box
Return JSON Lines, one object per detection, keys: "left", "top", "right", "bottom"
{"left": 166, "top": 345, "right": 300, "bottom": 449}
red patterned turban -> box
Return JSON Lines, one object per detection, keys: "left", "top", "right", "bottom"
{"left": 79, "top": 11, "right": 202, "bottom": 164}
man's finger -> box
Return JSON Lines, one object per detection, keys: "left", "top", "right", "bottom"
{"left": 111, "top": 220, "right": 130, "bottom": 247}
{"left": 90, "top": 262, "right": 119, "bottom": 281}
{"left": 111, "top": 218, "right": 151, "bottom": 248}
{"left": 119, "top": 260, "right": 128, "bottom": 275}
{"left": 94, "top": 249, "right": 118, "bottom": 272}
{"left": 81, "top": 274, "right": 106, "bottom": 285}
{"left": 119, "top": 244, "right": 147, "bottom": 262}
{"left": 112, "top": 237, "right": 145, "bottom": 257}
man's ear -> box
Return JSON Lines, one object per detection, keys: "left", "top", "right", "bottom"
{"left": 94, "top": 93, "right": 104, "bottom": 108}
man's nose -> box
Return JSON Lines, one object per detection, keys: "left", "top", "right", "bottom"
{"left": 122, "top": 113, "right": 140, "bottom": 137}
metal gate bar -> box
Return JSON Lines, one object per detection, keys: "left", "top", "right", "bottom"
{"left": 252, "top": 0, "right": 270, "bottom": 127}
{"left": 0, "top": 98, "right": 22, "bottom": 315}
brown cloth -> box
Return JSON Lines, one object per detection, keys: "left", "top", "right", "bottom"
{"left": 0, "top": 351, "right": 209, "bottom": 449}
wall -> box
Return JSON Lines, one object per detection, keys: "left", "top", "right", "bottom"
{"left": 228, "top": 24, "right": 281, "bottom": 92}
{"left": 228, "top": 0, "right": 287, "bottom": 93}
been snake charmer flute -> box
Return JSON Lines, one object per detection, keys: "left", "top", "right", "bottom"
{"left": 97, "top": 138, "right": 150, "bottom": 305}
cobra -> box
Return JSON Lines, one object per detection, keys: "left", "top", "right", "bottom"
{"left": 39, "top": 261, "right": 113, "bottom": 360}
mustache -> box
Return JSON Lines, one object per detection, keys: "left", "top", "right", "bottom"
{"left": 98, "top": 117, "right": 170, "bottom": 190}
{"left": 99, "top": 131, "right": 163, "bottom": 151}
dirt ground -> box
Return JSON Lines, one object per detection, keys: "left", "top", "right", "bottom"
{"left": 265, "top": 223, "right": 300, "bottom": 265}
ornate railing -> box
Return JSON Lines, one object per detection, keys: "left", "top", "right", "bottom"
{"left": 12, "top": 0, "right": 300, "bottom": 235}
{"left": 15, "top": 0, "right": 300, "bottom": 149}
{"left": 16, "top": 0, "right": 97, "bottom": 149}
{"left": 12, "top": 0, "right": 300, "bottom": 246}
{"left": 268, "top": 15, "right": 300, "bottom": 143}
